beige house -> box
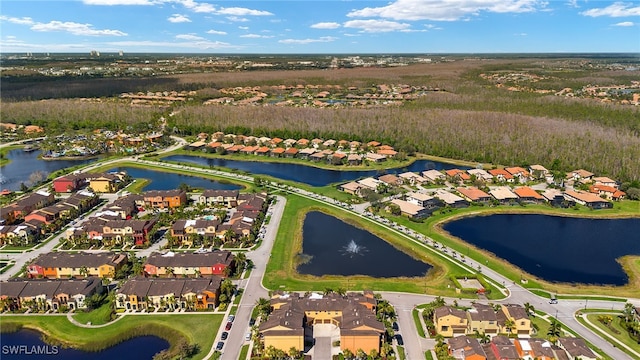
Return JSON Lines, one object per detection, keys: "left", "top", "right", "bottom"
{"left": 434, "top": 306, "right": 468, "bottom": 337}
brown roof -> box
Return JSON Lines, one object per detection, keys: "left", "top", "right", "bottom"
{"left": 448, "top": 335, "right": 487, "bottom": 358}
{"left": 145, "top": 251, "right": 233, "bottom": 268}
{"left": 435, "top": 306, "right": 467, "bottom": 319}
{"left": 30, "top": 251, "right": 127, "bottom": 269}
{"left": 558, "top": 337, "right": 596, "bottom": 358}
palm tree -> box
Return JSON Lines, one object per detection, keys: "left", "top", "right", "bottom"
{"left": 524, "top": 302, "right": 535, "bottom": 316}
{"left": 79, "top": 266, "right": 89, "bottom": 278}
{"left": 547, "top": 319, "right": 562, "bottom": 344}
{"left": 503, "top": 318, "right": 516, "bottom": 334}
{"left": 166, "top": 267, "right": 174, "bottom": 277}
{"left": 256, "top": 297, "right": 272, "bottom": 317}
{"left": 623, "top": 302, "right": 635, "bottom": 323}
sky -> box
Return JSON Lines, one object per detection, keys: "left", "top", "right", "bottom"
{"left": 1, "top": 0, "right": 639, "bottom": 54}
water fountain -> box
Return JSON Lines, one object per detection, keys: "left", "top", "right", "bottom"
{"left": 341, "top": 239, "right": 366, "bottom": 257}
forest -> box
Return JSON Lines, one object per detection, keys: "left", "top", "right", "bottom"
{"left": 2, "top": 57, "right": 639, "bottom": 181}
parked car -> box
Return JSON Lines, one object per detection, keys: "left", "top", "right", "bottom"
{"left": 216, "top": 341, "right": 224, "bottom": 351}
{"left": 228, "top": 314, "right": 235, "bottom": 323}
{"left": 549, "top": 298, "right": 558, "bottom": 304}
{"left": 225, "top": 322, "right": 233, "bottom": 330}
{"left": 395, "top": 334, "right": 404, "bottom": 345}
{"left": 392, "top": 322, "right": 399, "bottom": 331}
{"left": 221, "top": 332, "right": 228, "bottom": 340}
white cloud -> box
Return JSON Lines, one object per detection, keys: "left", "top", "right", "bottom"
{"left": 108, "top": 39, "right": 238, "bottom": 50}
{"left": 206, "top": 29, "right": 227, "bottom": 35}
{"left": 238, "top": 26, "right": 249, "bottom": 30}
{"left": 347, "top": 0, "right": 544, "bottom": 21}
{"left": 180, "top": 0, "right": 217, "bottom": 13}
{"left": 613, "top": 21, "right": 635, "bottom": 26}
{"left": 175, "top": 33, "right": 205, "bottom": 40}
{"left": 515, "top": 32, "right": 528, "bottom": 36}
{"left": 82, "top": 0, "right": 158, "bottom": 5}
{"left": 217, "top": 7, "right": 272, "bottom": 16}
{"left": 31, "top": 21, "right": 127, "bottom": 36}
{"left": 0, "top": 15, "right": 35, "bottom": 25}
{"left": 343, "top": 19, "right": 411, "bottom": 32}
{"left": 240, "top": 34, "right": 274, "bottom": 38}
{"left": 311, "top": 22, "right": 341, "bottom": 29}
{"left": 279, "top": 36, "right": 337, "bottom": 44}
{"left": 227, "top": 16, "right": 249, "bottom": 22}
{"left": 581, "top": 2, "right": 640, "bottom": 17}
{"left": 168, "top": 14, "right": 191, "bottom": 23}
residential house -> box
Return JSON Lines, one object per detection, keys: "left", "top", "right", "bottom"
{"left": 347, "top": 154, "right": 362, "bottom": 165}
{"left": 563, "top": 190, "right": 612, "bottom": 209}
{"left": 422, "top": 170, "right": 446, "bottom": 183}
{"left": 593, "top": 176, "right": 618, "bottom": 188}
{"left": 528, "top": 165, "right": 550, "bottom": 181}
{"left": 143, "top": 190, "right": 187, "bottom": 209}
{"left": 457, "top": 187, "right": 492, "bottom": 203}
{"left": 434, "top": 190, "right": 469, "bottom": 208}
{"left": 144, "top": 251, "right": 234, "bottom": 277}
{"left": 504, "top": 167, "right": 531, "bottom": 183}
{"left": 389, "top": 199, "right": 429, "bottom": 219}
{"left": 407, "top": 192, "right": 441, "bottom": 209}
{"left": 377, "top": 149, "right": 398, "bottom": 158}
{"left": 513, "top": 187, "right": 544, "bottom": 203}
{"left": 0, "top": 224, "right": 41, "bottom": 246}
{"left": 27, "top": 251, "right": 128, "bottom": 279}
{"left": 489, "top": 187, "right": 518, "bottom": 204}
{"left": 339, "top": 182, "right": 364, "bottom": 197}
{"left": 566, "top": 169, "right": 594, "bottom": 183}
{"left": 378, "top": 174, "right": 402, "bottom": 187}
{"left": 501, "top": 304, "right": 532, "bottom": 337}
{"left": 198, "top": 189, "right": 239, "bottom": 208}
{"left": 103, "top": 194, "right": 142, "bottom": 219}
{"left": 170, "top": 219, "right": 219, "bottom": 246}
{"left": 116, "top": 277, "right": 222, "bottom": 311}
{"left": 88, "top": 172, "right": 127, "bottom": 193}
{"left": 446, "top": 169, "right": 471, "bottom": 183}
{"left": 52, "top": 174, "right": 86, "bottom": 193}
{"left": 298, "top": 148, "right": 316, "bottom": 160}
{"left": 365, "top": 153, "right": 386, "bottom": 163}
{"left": 448, "top": 335, "right": 487, "bottom": 360}
{"left": 541, "top": 189, "right": 569, "bottom": 207}
{"left": 330, "top": 152, "right": 347, "bottom": 164}
{"left": 2, "top": 190, "right": 55, "bottom": 222}
{"left": 589, "top": 185, "right": 625, "bottom": 200}
{"left": 284, "top": 147, "right": 299, "bottom": 158}
{"left": 398, "top": 172, "right": 427, "bottom": 185}
{"left": 100, "top": 218, "right": 158, "bottom": 246}
{"left": 255, "top": 146, "right": 270, "bottom": 156}
{"left": 467, "top": 169, "right": 494, "bottom": 183}
{"left": 466, "top": 303, "right": 500, "bottom": 337}
{"left": 357, "top": 177, "right": 382, "bottom": 192}
{"left": 434, "top": 306, "right": 469, "bottom": 337}
{"left": 557, "top": 337, "right": 597, "bottom": 360}
{"left": 488, "top": 169, "right": 514, "bottom": 183}
{"left": 1, "top": 277, "right": 103, "bottom": 311}
{"left": 260, "top": 292, "right": 384, "bottom": 355}
{"left": 525, "top": 338, "right": 556, "bottom": 360}
{"left": 489, "top": 335, "right": 519, "bottom": 360}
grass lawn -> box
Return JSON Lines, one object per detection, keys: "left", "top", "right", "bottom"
{"left": 413, "top": 309, "right": 426, "bottom": 337}
{"left": 396, "top": 346, "right": 406, "bottom": 360}
{"left": 0, "top": 313, "right": 223, "bottom": 359}
{"left": 582, "top": 313, "right": 640, "bottom": 357}
{"left": 262, "top": 193, "right": 473, "bottom": 296}
{"left": 72, "top": 301, "right": 113, "bottom": 326}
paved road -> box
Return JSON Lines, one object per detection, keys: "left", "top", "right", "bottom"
{"left": 217, "top": 195, "right": 286, "bottom": 360}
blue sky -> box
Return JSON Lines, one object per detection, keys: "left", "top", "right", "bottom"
{"left": 1, "top": 0, "right": 639, "bottom": 53}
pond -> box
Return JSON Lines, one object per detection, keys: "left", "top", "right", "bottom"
{"left": 0, "top": 149, "right": 94, "bottom": 191}
{"left": 163, "top": 154, "right": 469, "bottom": 187}
{"left": 0, "top": 330, "right": 169, "bottom": 360}
{"left": 297, "top": 211, "right": 433, "bottom": 277}
{"left": 442, "top": 214, "right": 640, "bottom": 285}
{"left": 107, "top": 166, "right": 242, "bottom": 191}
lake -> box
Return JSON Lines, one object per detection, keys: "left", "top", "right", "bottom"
{"left": 298, "top": 211, "right": 433, "bottom": 277}
{"left": 0, "top": 330, "right": 169, "bottom": 359}
{"left": 442, "top": 214, "right": 640, "bottom": 285}
{"left": 163, "top": 154, "right": 469, "bottom": 186}
{"left": 0, "top": 149, "right": 94, "bottom": 191}
{"left": 107, "top": 166, "right": 242, "bottom": 191}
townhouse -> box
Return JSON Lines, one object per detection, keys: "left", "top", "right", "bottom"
{"left": 67, "top": 217, "right": 158, "bottom": 246}
{"left": 434, "top": 306, "right": 469, "bottom": 337}
{"left": 27, "top": 251, "right": 128, "bottom": 279}
{"left": 0, "top": 223, "right": 41, "bottom": 246}
{"left": 170, "top": 219, "right": 220, "bottom": 246}
{"left": 115, "top": 276, "right": 222, "bottom": 311}
{"left": 0, "top": 277, "right": 103, "bottom": 311}
{"left": 1, "top": 190, "right": 55, "bottom": 223}
{"left": 260, "top": 292, "right": 384, "bottom": 355}
{"left": 143, "top": 251, "right": 234, "bottom": 278}
{"left": 434, "top": 304, "right": 533, "bottom": 338}
{"left": 142, "top": 189, "right": 188, "bottom": 209}
{"left": 557, "top": 337, "right": 597, "bottom": 360}
{"left": 197, "top": 189, "right": 239, "bottom": 208}
{"left": 448, "top": 335, "right": 487, "bottom": 360}
{"left": 467, "top": 303, "right": 500, "bottom": 337}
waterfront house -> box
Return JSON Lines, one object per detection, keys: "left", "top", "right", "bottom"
{"left": 433, "top": 190, "right": 468, "bottom": 208}
{"left": 488, "top": 169, "right": 514, "bottom": 183}
{"left": 1, "top": 277, "right": 103, "bottom": 311}
{"left": 53, "top": 174, "right": 86, "bottom": 193}
{"left": 116, "top": 277, "right": 222, "bottom": 311}
{"left": 357, "top": 177, "right": 382, "bottom": 192}
{"left": 422, "top": 169, "right": 446, "bottom": 183}
{"left": 588, "top": 185, "right": 625, "bottom": 200}
{"left": 347, "top": 153, "right": 362, "bottom": 165}
{"left": 339, "top": 182, "right": 364, "bottom": 197}
{"left": 398, "top": 172, "right": 427, "bottom": 185}
{"left": 298, "top": 148, "right": 316, "bottom": 160}
{"left": 489, "top": 187, "right": 518, "bottom": 204}
{"left": 378, "top": 174, "right": 402, "bottom": 186}
{"left": 389, "top": 199, "right": 429, "bottom": 219}
{"left": 457, "top": 187, "right": 491, "bottom": 203}
{"left": 143, "top": 190, "right": 187, "bottom": 209}
{"left": 563, "top": 190, "right": 612, "bottom": 209}
{"left": 365, "top": 153, "right": 386, "bottom": 163}
{"left": 284, "top": 147, "right": 298, "bottom": 158}
{"left": 198, "top": 189, "right": 239, "bottom": 208}
{"left": 513, "top": 186, "right": 544, "bottom": 203}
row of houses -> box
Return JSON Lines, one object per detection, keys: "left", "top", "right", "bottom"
{"left": 259, "top": 291, "right": 385, "bottom": 355}
{"left": 26, "top": 250, "right": 235, "bottom": 280}
{"left": 434, "top": 304, "right": 533, "bottom": 338}
{"left": 52, "top": 171, "right": 129, "bottom": 193}
{"left": 0, "top": 277, "right": 104, "bottom": 311}
{"left": 448, "top": 334, "right": 596, "bottom": 360}
{"left": 0, "top": 190, "right": 99, "bottom": 245}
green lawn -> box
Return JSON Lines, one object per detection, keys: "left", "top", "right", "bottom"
{"left": 582, "top": 313, "right": 640, "bottom": 357}
{"left": 413, "top": 309, "right": 426, "bottom": 338}
{"left": 262, "top": 193, "right": 472, "bottom": 296}
{"left": 72, "top": 301, "right": 114, "bottom": 326}
{"left": 0, "top": 313, "right": 223, "bottom": 359}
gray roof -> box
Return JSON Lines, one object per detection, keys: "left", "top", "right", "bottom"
{"left": 31, "top": 251, "right": 127, "bottom": 269}
{"left": 145, "top": 251, "right": 233, "bottom": 268}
